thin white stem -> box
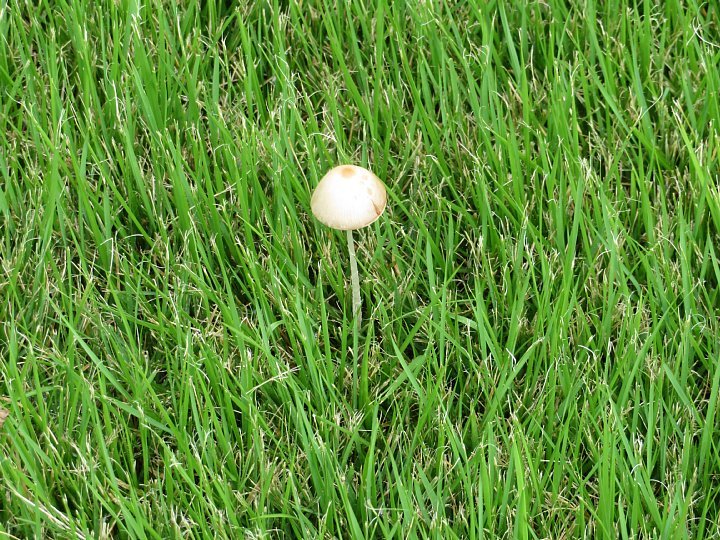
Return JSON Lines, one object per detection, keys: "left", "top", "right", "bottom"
{"left": 347, "top": 229, "right": 361, "bottom": 328}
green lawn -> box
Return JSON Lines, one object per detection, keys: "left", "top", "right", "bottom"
{"left": 1, "top": 0, "right": 720, "bottom": 538}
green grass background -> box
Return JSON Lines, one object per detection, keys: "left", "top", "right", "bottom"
{"left": 1, "top": 0, "right": 720, "bottom": 538}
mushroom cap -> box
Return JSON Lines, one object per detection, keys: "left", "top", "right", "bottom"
{"left": 311, "top": 165, "right": 387, "bottom": 230}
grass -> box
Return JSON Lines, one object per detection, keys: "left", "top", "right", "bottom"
{"left": 1, "top": 0, "right": 719, "bottom": 537}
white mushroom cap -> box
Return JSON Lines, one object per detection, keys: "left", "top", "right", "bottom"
{"left": 311, "top": 165, "right": 387, "bottom": 230}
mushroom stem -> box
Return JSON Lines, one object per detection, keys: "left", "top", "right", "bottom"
{"left": 347, "top": 229, "right": 361, "bottom": 327}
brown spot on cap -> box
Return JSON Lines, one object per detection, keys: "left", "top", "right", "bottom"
{"left": 340, "top": 166, "right": 355, "bottom": 177}
{"left": 371, "top": 200, "right": 383, "bottom": 216}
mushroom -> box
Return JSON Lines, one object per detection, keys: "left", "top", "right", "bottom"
{"left": 311, "top": 165, "right": 387, "bottom": 326}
